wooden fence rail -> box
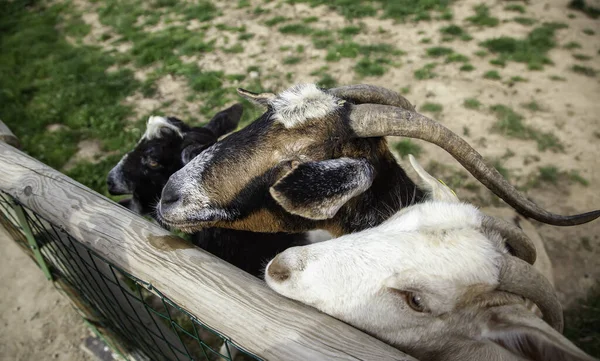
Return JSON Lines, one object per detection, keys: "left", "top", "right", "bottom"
{"left": 0, "top": 120, "right": 416, "bottom": 361}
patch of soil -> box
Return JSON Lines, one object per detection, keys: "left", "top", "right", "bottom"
{"left": 0, "top": 226, "right": 94, "bottom": 361}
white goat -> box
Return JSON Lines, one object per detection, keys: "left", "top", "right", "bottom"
{"left": 265, "top": 155, "right": 595, "bottom": 361}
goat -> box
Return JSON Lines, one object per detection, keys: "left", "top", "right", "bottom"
{"left": 107, "top": 105, "right": 319, "bottom": 278}
{"left": 157, "top": 84, "right": 599, "bottom": 240}
{"left": 264, "top": 155, "right": 595, "bottom": 361}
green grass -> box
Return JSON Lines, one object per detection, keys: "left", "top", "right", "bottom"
{"left": 484, "top": 70, "right": 501, "bottom": 80}
{"left": 572, "top": 65, "right": 597, "bottom": 77}
{"left": 564, "top": 283, "right": 600, "bottom": 358}
{"left": 439, "top": 24, "right": 471, "bottom": 41}
{"left": 509, "top": 76, "right": 528, "bottom": 83}
{"left": 339, "top": 25, "right": 362, "bottom": 36}
{"left": 279, "top": 23, "right": 313, "bottom": 35}
{"left": 394, "top": 139, "right": 423, "bottom": 159}
{"left": 287, "top": 0, "right": 453, "bottom": 22}
{"left": 420, "top": 102, "right": 443, "bottom": 113}
{"left": 467, "top": 4, "right": 499, "bottom": 27}
{"left": 445, "top": 53, "right": 469, "bottom": 63}
{"left": 316, "top": 73, "right": 337, "bottom": 88}
{"left": 480, "top": 22, "right": 567, "bottom": 70}
{"left": 426, "top": 46, "right": 454, "bottom": 57}
{"left": 538, "top": 166, "right": 560, "bottom": 184}
{"left": 414, "top": 63, "right": 438, "bottom": 79}
{"left": 583, "top": 28, "right": 595, "bottom": 35}
{"left": 489, "top": 58, "right": 506, "bottom": 67}
{"left": 223, "top": 43, "right": 244, "bottom": 53}
{"left": 464, "top": 98, "right": 481, "bottom": 110}
{"left": 569, "top": 170, "right": 590, "bottom": 186}
{"left": 564, "top": 41, "right": 582, "bottom": 49}
{"left": 549, "top": 75, "right": 567, "bottom": 81}
{"left": 504, "top": 4, "right": 526, "bottom": 13}
{"left": 568, "top": 0, "right": 600, "bottom": 19}
{"left": 326, "top": 42, "right": 401, "bottom": 62}
{"left": 354, "top": 57, "right": 390, "bottom": 77}
{"left": 513, "top": 17, "right": 536, "bottom": 26}
{"left": 265, "top": 16, "right": 288, "bottom": 26}
{"left": 522, "top": 100, "right": 542, "bottom": 111}
{"left": 283, "top": 56, "right": 302, "bottom": 65}
{"left": 490, "top": 105, "right": 563, "bottom": 152}
{"left": 527, "top": 165, "right": 591, "bottom": 189}
{"left": 573, "top": 53, "right": 592, "bottom": 61}
{"left": 460, "top": 63, "right": 475, "bottom": 71}
{"left": 0, "top": 1, "right": 140, "bottom": 180}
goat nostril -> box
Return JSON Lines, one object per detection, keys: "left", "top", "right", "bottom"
{"left": 160, "top": 184, "right": 181, "bottom": 207}
{"left": 268, "top": 257, "right": 291, "bottom": 282}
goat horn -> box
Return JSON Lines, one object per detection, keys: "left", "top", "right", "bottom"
{"left": 348, "top": 103, "right": 600, "bottom": 226}
{"left": 497, "top": 255, "right": 563, "bottom": 332}
{"left": 236, "top": 88, "right": 276, "bottom": 106}
{"left": 481, "top": 215, "right": 536, "bottom": 265}
{"left": 329, "top": 84, "right": 415, "bottom": 111}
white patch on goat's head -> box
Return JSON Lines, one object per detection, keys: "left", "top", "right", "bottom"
{"left": 107, "top": 154, "right": 132, "bottom": 194}
{"left": 265, "top": 200, "right": 506, "bottom": 348}
{"left": 157, "top": 144, "right": 230, "bottom": 230}
{"left": 142, "top": 116, "right": 184, "bottom": 141}
{"left": 269, "top": 84, "right": 343, "bottom": 128}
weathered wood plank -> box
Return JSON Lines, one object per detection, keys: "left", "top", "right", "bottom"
{"left": 0, "top": 142, "right": 417, "bottom": 361}
{"left": 0, "top": 120, "right": 20, "bottom": 148}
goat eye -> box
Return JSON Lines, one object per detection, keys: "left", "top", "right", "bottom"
{"left": 405, "top": 292, "right": 426, "bottom": 312}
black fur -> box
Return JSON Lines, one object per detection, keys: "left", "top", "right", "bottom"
{"left": 107, "top": 105, "right": 307, "bottom": 278}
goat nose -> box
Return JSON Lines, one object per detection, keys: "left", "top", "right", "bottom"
{"left": 160, "top": 183, "right": 181, "bottom": 207}
{"left": 107, "top": 178, "right": 114, "bottom": 188}
{"left": 267, "top": 255, "right": 291, "bottom": 282}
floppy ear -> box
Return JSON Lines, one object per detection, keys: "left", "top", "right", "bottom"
{"left": 408, "top": 154, "right": 459, "bottom": 203}
{"left": 204, "top": 103, "right": 243, "bottom": 137}
{"left": 481, "top": 306, "right": 595, "bottom": 361}
{"left": 270, "top": 158, "right": 374, "bottom": 220}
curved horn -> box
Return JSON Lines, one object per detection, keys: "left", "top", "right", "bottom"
{"left": 497, "top": 255, "right": 563, "bottom": 332}
{"left": 237, "top": 88, "right": 276, "bottom": 106}
{"left": 481, "top": 215, "right": 536, "bottom": 265}
{"left": 348, "top": 103, "right": 600, "bottom": 226}
{"left": 329, "top": 84, "right": 415, "bottom": 111}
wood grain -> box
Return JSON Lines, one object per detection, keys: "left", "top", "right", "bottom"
{"left": 0, "top": 142, "right": 417, "bottom": 361}
{"left": 0, "top": 120, "right": 20, "bottom": 148}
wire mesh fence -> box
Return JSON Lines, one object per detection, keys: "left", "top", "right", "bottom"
{"left": 0, "top": 190, "right": 261, "bottom": 361}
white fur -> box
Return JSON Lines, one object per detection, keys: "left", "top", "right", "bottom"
{"left": 158, "top": 144, "right": 224, "bottom": 227}
{"left": 107, "top": 154, "right": 131, "bottom": 194}
{"left": 269, "top": 84, "right": 342, "bottom": 128}
{"left": 142, "top": 116, "right": 183, "bottom": 140}
{"left": 263, "top": 158, "right": 542, "bottom": 358}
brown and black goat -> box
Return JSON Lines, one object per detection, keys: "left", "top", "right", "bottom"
{"left": 107, "top": 104, "right": 316, "bottom": 278}
{"left": 157, "top": 84, "right": 599, "bottom": 239}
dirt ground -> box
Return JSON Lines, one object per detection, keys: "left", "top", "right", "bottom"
{"left": 1, "top": 0, "right": 599, "bottom": 359}
{"left": 0, "top": 226, "right": 94, "bottom": 361}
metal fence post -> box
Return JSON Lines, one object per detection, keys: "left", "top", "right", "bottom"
{"left": 12, "top": 202, "right": 53, "bottom": 280}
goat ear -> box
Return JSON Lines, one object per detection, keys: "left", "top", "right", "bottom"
{"left": 180, "top": 130, "right": 216, "bottom": 165}
{"left": 408, "top": 154, "right": 459, "bottom": 203}
{"left": 270, "top": 158, "right": 374, "bottom": 220}
{"left": 237, "top": 88, "right": 276, "bottom": 106}
{"left": 204, "top": 103, "right": 243, "bottom": 137}
{"left": 481, "top": 306, "right": 594, "bottom": 361}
